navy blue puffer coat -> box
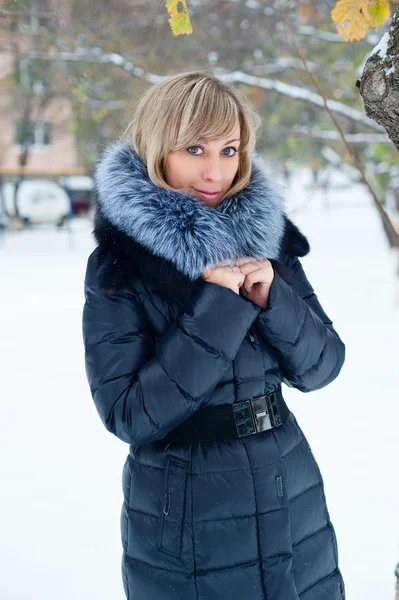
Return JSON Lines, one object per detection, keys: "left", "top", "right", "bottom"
{"left": 82, "top": 142, "right": 346, "bottom": 600}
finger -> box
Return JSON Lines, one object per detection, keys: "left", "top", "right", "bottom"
{"left": 222, "top": 265, "right": 240, "bottom": 273}
{"left": 230, "top": 272, "right": 245, "bottom": 286}
{"left": 238, "top": 263, "right": 261, "bottom": 276}
{"left": 242, "top": 274, "right": 254, "bottom": 294}
{"left": 250, "top": 262, "right": 274, "bottom": 279}
{"left": 252, "top": 258, "right": 271, "bottom": 269}
{"left": 245, "top": 270, "right": 272, "bottom": 288}
{"left": 234, "top": 257, "right": 258, "bottom": 267}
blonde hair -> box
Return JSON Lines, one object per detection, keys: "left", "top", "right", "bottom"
{"left": 122, "top": 71, "right": 262, "bottom": 201}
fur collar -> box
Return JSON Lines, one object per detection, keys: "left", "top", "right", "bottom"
{"left": 94, "top": 141, "right": 298, "bottom": 281}
{"left": 91, "top": 141, "right": 310, "bottom": 307}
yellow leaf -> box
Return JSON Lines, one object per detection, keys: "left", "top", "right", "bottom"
{"left": 165, "top": 0, "right": 192, "bottom": 36}
{"left": 369, "top": 0, "right": 391, "bottom": 29}
{"left": 331, "top": 0, "right": 371, "bottom": 41}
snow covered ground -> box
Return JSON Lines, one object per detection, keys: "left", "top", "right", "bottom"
{"left": 1, "top": 171, "right": 398, "bottom": 599}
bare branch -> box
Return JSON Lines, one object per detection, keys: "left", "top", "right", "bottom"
{"left": 297, "top": 25, "right": 345, "bottom": 43}
{"left": 18, "top": 47, "right": 384, "bottom": 132}
{"left": 18, "top": 48, "right": 164, "bottom": 84}
{"left": 292, "top": 125, "right": 391, "bottom": 143}
{"left": 297, "top": 25, "right": 381, "bottom": 46}
{"left": 220, "top": 70, "right": 383, "bottom": 131}
{"left": 251, "top": 57, "right": 318, "bottom": 75}
{"left": 0, "top": 8, "right": 55, "bottom": 19}
{"left": 152, "top": 0, "right": 164, "bottom": 21}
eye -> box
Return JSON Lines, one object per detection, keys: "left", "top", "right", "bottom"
{"left": 187, "top": 146, "right": 204, "bottom": 155}
{"left": 223, "top": 147, "right": 239, "bottom": 157}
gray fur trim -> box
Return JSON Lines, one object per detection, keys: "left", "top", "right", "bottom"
{"left": 94, "top": 141, "right": 286, "bottom": 280}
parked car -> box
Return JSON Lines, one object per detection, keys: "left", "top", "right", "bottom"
{"left": 60, "top": 175, "right": 94, "bottom": 215}
{"left": 1, "top": 179, "right": 71, "bottom": 226}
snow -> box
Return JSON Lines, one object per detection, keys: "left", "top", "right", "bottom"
{"left": 370, "top": 32, "right": 390, "bottom": 60}
{"left": 1, "top": 173, "right": 398, "bottom": 599}
{"left": 368, "top": 31, "right": 396, "bottom": 77}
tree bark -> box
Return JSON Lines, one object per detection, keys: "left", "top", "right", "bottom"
{"left": 359, "top": 11, "right": 399, "bottom": 153}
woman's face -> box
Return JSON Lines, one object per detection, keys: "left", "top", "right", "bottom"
{"left": 164, "top": 123, "right": 241, "bottom": 208}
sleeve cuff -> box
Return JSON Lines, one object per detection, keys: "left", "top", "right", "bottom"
{"left": 179, "top": 281, "right": 260, "bottom": 359}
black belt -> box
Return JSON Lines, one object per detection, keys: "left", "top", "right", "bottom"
{"left": 161, "top": 386, "right": 289, "bottom": 443}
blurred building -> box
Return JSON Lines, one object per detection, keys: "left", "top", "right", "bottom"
{"left": 0, "top": 1, "right": 81, "bottom": 175}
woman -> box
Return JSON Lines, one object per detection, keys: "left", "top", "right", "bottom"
{"left": 82, "top": 71, "right": 346, "bottom": 600}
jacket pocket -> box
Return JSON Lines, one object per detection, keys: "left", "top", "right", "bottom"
{"left": 158, "top": 455, "right": 189, "bottom": 558}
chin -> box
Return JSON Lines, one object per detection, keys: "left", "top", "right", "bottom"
{"left": 190, "top": 189, "right": 225, "bottom": 208}
{"left": 200, "top": 197, "right": 221, "bottom": 209}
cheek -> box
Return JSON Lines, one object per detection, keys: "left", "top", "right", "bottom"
{"left": 163, "top": 158, "right": 171, "bottom": 185}
{"left": 164, "top": 158, "right": 181, "bottom": 187}
{"left": 227, "top": 162, "right": 239, "bottom": 185}
{"left": 164, "top": 155, "right": 193, "bottom": 189}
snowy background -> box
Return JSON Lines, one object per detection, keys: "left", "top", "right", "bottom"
{"left": 1, "top": 171, "right": 398, "bottom": 599}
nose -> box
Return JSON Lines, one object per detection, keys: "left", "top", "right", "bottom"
{"left": 202, "top": 157, "right": 223, "bottom": 183}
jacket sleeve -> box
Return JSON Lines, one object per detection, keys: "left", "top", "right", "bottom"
{"left": 254, "top": 255, "right": 345, "bottom": 392}
{"left": 82, "top": 258, "right": 260, "bottom": 446}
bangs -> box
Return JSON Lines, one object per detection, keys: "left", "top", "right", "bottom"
{"left": 170, "top": 82, "right": 242, "bottom": 151}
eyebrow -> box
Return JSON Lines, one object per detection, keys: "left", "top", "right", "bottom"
{"left": 202, "top": 138, "right": 241, "bottom": 145}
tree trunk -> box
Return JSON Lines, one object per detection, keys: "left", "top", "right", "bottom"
{"left": 358, "top": 10, "right": 399, "bottom": 153}
{"left": 395, "top": 562, "right": 399, "bottom": 600}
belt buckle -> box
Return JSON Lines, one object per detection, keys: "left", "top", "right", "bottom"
{"left": 251, "top": 395, "right": 273, "bottom": 433}
{"left": 232, "top": 391, "right": 281, "bottom": 438}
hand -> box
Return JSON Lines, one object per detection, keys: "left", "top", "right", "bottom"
{"left": 201, "top": 265, "right": 245, "bottom": 295}
{"left": 235, "top": 257, "right": 274, "bottom": 310}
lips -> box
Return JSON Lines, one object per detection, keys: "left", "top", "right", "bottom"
{"left": 194, "top": 188, "right": 221, "bottom": 197}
